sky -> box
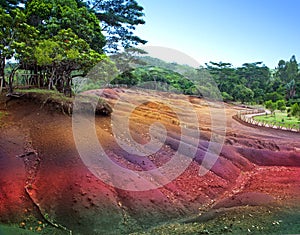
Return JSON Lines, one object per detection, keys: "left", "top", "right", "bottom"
{"left": 135, "top": 0, "right": 300, "bottom": 68}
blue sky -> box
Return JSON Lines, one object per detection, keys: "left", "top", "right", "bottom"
{"left": 135, "top": 0, "right": 300, "bottom": 68}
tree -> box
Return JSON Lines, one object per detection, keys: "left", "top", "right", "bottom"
{"left": 237, "top": 62, "right": 270, "bottom": 101}
{"left": 221, "top": 92, "right": 233, "bottom": 102}
{"left": 275, "top": 55, "right": 299, "bottom": 100}
{"left": 34, "top": 29, "right": 106, "bottom": 94}
{"left": 276, "top": 99, "right": 286, "bottom": 112}
{"left": 89, "top": 0, "right": 147, "bottom": 52}
{"left": 205, "top": 61, "right": 238, "bottom": 97}
{"left": 25, "top": 0, "right": 106, "bottom": 53}
{"left": 232, "top": 84, "right": 254, "bottom": 103}
{"left": 0, "top": 7, "right": 37, "bottom": 93}
{"left": 290, "top": 103, "right": 300, "bottom": 120}
{"left": 16, "top": 0, "right": 108, "bottom": 94}
{"left": 286, "top": 79, "right": 296, "bottom": 100}
{"left": 265, "top": 100, "right": 277, "bottom": 115}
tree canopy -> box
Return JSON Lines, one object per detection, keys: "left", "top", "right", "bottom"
{"left": 89, "top": 0, "right": 147, "bottom": 52}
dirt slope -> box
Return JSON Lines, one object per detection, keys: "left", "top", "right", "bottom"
{"left": 0, "top": 89, "right": 300, "bottom": 234}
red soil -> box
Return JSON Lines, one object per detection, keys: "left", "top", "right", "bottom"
{"left": 0, "top": 89, "right": 300, "bottom": 234}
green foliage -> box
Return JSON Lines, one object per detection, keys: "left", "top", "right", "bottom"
{"left": 0, "top": 7, "right": 36, "bottom": 60}
{"left": 276, "top": 99, "right": 286, "bottom": 112}
{"left": 205, "top": 56, "right": 300, "bottom": 104}
{"left": 90, "top": 0, "right": 147, "bottom": 52}
{"left": 254, "top": 111, "right": 300, "bottom": 128}
{"left": 265, "top": 100, "right": 277, "bottom": 114}
{"left": 26, "top": 0, "right": 106, "bottom": 53}
{"left": 34, "top": 29, "right": 105, "bottom": 69}
{"left": 0, "top": 6, "right": 38, "bottom": 90}
{"left": 232, "top": 84, "right": 254, "bottom": 103}
{"left": 32, "top": 29, "right": 106, "bottom": 92}
{"left": 111, "top": 65, "right": 195, "bottom": 94}
{"left": 264, "top": 92, "right": 284, "bottom": 102}
{"left": 290, "top": 103, "right": 300, "bottom": 119}
{"left": 222, "top": 92, "right": 233, "bottom": 102}
{"left": 34, "top": 40, "right": 60, "bottom": 66}
{"left": 276, "top": 55, "right": 299, "bottom": 100}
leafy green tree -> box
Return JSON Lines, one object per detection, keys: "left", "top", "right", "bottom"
{"left": 89, "top": 0, "right": 147, "bottom": 52}
{"left": 34, "top": 29, "right": 105, "bottom": 93}
{"left": 275, "top": 55, "right": 299, "bottom": 100}
{"left": 0, "top": 7, "right": 37, "bottom": 93}
{"left": 276, "top": 99, "right": 286, "bottom": 112}
{"left": 232, "top": 84, "right": 254, "bottom": 103}
{"left": 286, "top": 79, "right": 296, "bottom": 100}
{"left": 290, "top": 103, "right": 300, "bottom": 120}
{"left": 25, "top": 0, "right": 106, "bottom": 53}
{"left": 206, "top": 62, "right": 238, "bottom": 96}
{"left": 265, "top": 100, "right": 277, "bottom": 115}
{"left": 221, "top": 92, "right": 233, "bottom": 102}
{"left": 237, "top": 62, "right": 270, "bottom": 100}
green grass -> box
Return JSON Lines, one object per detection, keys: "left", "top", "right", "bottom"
{"left": 0, "top": 223, "right": 67, "bottom": 235}
{"left": 0, "top": 224, "right": 38, "bottom": 235}
{"left": 131, "top": 206, "right": 300, "bottom": 235}
{"left": 15, "top": 89, "right": 73, "bottom": 102}
{"left": 254, "top": 111, "right": 300, "bottom": 128}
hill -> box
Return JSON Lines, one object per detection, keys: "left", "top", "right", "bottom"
{"left": 0, "top": 88, "right": 300, "bottom": 234}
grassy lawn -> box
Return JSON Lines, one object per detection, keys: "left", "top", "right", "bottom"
{"left": 254, "top": 111, "right": 300, "bottom": 128}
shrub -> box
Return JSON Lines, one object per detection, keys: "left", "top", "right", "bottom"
{"left": 291, "top": 103, "right": 300, "bottom": 119}
{"left": 276, "top": 99, "right": 286, "bottom": 112}
{"left": 265, "top": 100, "right": 277, "bottom": 115}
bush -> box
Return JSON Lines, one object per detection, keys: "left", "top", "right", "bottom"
{"left": 291, "top": 103, "right": 300, "bottom": 119}
{"left": 265, "top": 100, "right": 277, "bottom": 114}
{"left": 221, "top": 92, "right": 233, "bottom": 102}
{"left": 276, "top": 99, "right": 286, "bottom": 112}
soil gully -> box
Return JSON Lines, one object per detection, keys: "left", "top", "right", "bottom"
{"left": 0, "top": 89, "right": 300, "bottom": 234}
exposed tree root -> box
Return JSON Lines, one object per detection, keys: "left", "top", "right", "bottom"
{"left": 40, "top": 96, "right": 51, "bottom": 110}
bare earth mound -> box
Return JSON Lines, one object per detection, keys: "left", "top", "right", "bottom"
{"left": 0, "top": 88, "right": 300, "bottom": 234}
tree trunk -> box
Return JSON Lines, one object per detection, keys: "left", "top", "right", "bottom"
{"left": 8, "top": 65, "right": 20, "bottom": 94}
{"left": 48, "top": 68, "right": 55, "bottom": 90}
{"left": 0, "top": 57, "right": 6, "bottom": 94}
{"left": 65, "top": 72, "right": 72, "bottom": 97}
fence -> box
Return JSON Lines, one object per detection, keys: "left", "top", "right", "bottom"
{"left": 235, "top": 109, "right": 300, "bottom": 133}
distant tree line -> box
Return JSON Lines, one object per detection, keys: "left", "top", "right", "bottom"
{"left": 108, "top": 55, "right": 300, "bottom": 107}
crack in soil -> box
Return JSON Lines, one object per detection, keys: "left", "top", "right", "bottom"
{"left": 19, "top": 130, "right": 73, "bottom": 235}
